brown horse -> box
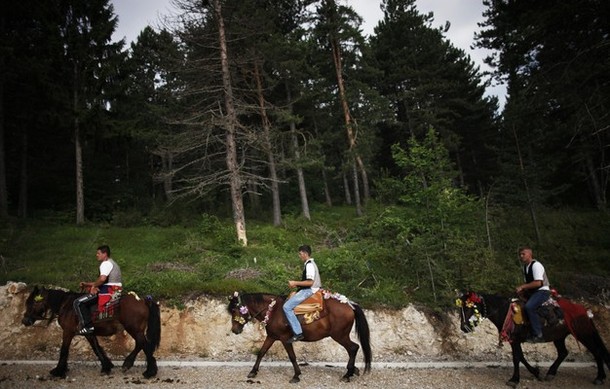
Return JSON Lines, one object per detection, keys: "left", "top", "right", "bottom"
{"left": 21, "top": 286, "right": 161, "bottom": 378}
{"left": 228, "top": 291, "right": 372, "bottom": 383}
{"left": 457, "top": 291, "right": 610, "bottom": 387}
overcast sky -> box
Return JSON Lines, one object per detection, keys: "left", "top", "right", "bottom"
{"left": 110, "top": 0, "right": 505, "bottom": 107}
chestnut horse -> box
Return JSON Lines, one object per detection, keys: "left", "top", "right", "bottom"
{"left": 457, "top": 291, "right": 610, "bottom": 387}
{"left": 228, "top": 291, "right": 372, "bottom": 383}
{"left": 21, "top": 286, "right": 161, "bottom": 378}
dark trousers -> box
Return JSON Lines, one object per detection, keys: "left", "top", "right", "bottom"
{"left": 73, "top": 294, "right": 97, "bottom": 328}
{"left": 525, "top": 289, "right": 550, "bottom": 337}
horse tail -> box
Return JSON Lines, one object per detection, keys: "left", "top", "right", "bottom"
{"left": 591, "top": 325, "right": 610, "bottom": 369}
{"left": 353, "top": 304, "right": 372, "bottom": 373}
{"left": 145, "top": 296, "right": 161, "bottom": 352}
{"left": 558, "top": 298, "right": 610, "bottom": 368}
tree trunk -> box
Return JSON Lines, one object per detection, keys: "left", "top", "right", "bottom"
{"left": 215, "top": 0, "right": 247, "bottom": 245}
{"left": 286, "top": 83, "right": 310, "bottom": 220}
{"left": 585, "top": 154, "right": 606, "bottom": 210}
{"left": 322, "top": 168, "right": 332, "bottom": 207}
{"left": 0, "top": 69, "right": 7, "bottom": 220}
{"left": 74, "top": 64, "right": 85, "bottom": 225}
{"left": 254, "top": 61, "right": 281, "bottom": 226}
{"left": 343, "top": 172, "right": 352, "bottom": 205}
{"left": 18, "top": 130, "right": 27, "bottom": 218}
{"left": 328, "top": 6, "right": 363, "bottom": 216}
{"left": 162, "top": 151, "right": 174, "bottom": 201}
{"left": 512, "top": 125, "right": 540, "bottom": 244}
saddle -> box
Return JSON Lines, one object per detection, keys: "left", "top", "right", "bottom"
{"left": 93, "top": 289, "right": 122, "bottom": 321}
{"left": 288, "top": 290, "right": 325, "bottom": 324}
{"left": 502, "top": 296, "right": 564, "bottom": 341}
{"left": 512, "top": 297, "right": 564, "bottom": 327}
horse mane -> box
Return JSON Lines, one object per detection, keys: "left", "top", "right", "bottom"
{"left": 472, "top": 292, "right": 512, "bottom": 331}
{"left": 241, "top": 292, "right": 283, "bottom": 306}
{"left": 44, "top": 288, "right": 84, "bottom": 314}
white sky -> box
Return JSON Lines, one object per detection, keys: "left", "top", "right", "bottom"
{"left": 110, "top": 0, "right": 505, "bottom": 107}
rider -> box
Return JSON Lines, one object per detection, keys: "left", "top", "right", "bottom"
{"left": 515, "top": 246, "right": 550, "bottom": 343}
{"left": 74, "top": 245, "right": 123, "bottom": 335}
{"left": 283, "top": 244, "right": 321, "bottom": 343}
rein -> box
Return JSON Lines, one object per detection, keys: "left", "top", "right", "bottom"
{"left": 234, "top": 294, "right": 277, "bottom": 327}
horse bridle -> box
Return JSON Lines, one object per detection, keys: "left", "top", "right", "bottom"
{"left": 457, "top": 293, "right": 487, "bottom": 332}
{"left": 27, "top": 294, "right": 53, "bottom": 322}
{"left": 232, "top": 293, "right": 274, "bottom": 326}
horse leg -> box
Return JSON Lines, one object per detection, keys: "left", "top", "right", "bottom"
{"left": 576, "top": 329, "right": 608, "bottom": 385}
{"left": 279, "top": 340, "right": 302, "bottom": 383}
{"left": 333, "top": 335, "right": 360, "bottom": 382}
{"left": 246, "top": 336, "right": 276, "bottom": 379}
{"left": 49, "top": 333, "right": 73, "bottom": 378}
{"left": 507, "top": 342, "right": 541, "bottom": 387}
{"left": 123, "top": 329, "right": 158, "bottom": 378}
{"left": 85, "top": 334, "right": 114, "bottom": 374}
{"left": 545, "top": 338, "right": 568, "bottom": 381}
{"left": 142, "top": 331, "right": 159, "bottom": 379}
{"left": 121, "top": 333, "right": 142, "bottom": 372}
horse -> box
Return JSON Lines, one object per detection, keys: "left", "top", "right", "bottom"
{"left": 21, "top": 285, "right": 161, "bottom": 379}
{"left": 228, "top": 291, "right": 372, "bottom": 383}
{"left": 456, "top": 291, "right": 610, "bottom": 387}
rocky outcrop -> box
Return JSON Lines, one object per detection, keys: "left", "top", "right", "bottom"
{"left": 2, "top": 282, "right": 608, "bottom": 364}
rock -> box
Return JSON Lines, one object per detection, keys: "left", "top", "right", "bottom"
{"left": 1, "top": 282, "right": 609, "bottom": 364}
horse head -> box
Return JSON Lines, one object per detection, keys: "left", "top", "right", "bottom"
{"left": 228, "top": 291, "right": 251, "bottom": 334}
{"left": 456, "top": 290, "right": 485, "bottom": 333}
{"left": 22, "top": 286, "right": 51, "bottom": 326}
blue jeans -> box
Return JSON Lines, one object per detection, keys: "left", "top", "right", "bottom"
{"left": 283, "top": 288, "right": 313, "bottom": 335}
{"left": 525, "top": 289, "right": 550, "bottom": 337}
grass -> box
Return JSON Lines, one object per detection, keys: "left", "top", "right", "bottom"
{"left": 1, "top": 204, "right": 608, "bottom": 309}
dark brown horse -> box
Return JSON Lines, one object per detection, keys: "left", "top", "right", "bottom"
{"left": 21, "top": 286, "right": 161, "bottom": 378}
{"left": 228, "top": 291, "right": 372, "bottom": 383}
{"left": 457, "top": 291, "right": 610, "bottom": 387}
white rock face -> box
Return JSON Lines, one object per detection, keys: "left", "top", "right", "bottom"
{"left": 2, "top": 282, "right": 608, "bottom": 364}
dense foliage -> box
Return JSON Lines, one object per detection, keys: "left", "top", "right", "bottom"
{"left": 1, "top": 203, "right": 608, "bottom": 309}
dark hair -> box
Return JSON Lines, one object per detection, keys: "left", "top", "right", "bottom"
{"left": 298, "top": 245, "right": 311, "bottom": 256}
{"left": 97, "top": 245, "right": 111, "bottom": 256}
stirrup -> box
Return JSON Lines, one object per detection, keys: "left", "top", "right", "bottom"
{"left": 78, "top": 326, "right": 94, "bottom": 335}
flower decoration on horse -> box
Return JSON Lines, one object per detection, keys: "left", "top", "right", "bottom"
{"left": 456, "top": 291, "right": 484, "bottom": 331}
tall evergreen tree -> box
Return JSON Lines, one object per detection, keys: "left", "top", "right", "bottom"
{"left": 369, "top": 0, "right": 498, "bottom": 197}
{"left": 477, "top": 0, "right": 609, "bottom": 209}
{"left": 58, "top": 0, "right": 124, "bottom": 224}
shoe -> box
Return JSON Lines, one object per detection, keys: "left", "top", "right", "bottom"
{"left": 78, "top": 326, "right": 94, "bottom": 335}
{"left": 527, "top": 335, "right": 544, "bottom": 343}
{"left": 287, "top": 333, "right": 304, "bottom": 344}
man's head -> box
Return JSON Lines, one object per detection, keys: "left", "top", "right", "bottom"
{"left": 298, "top": 245, "right": 311, "bottom": 257}
{"left": 518, "top": 246, "right": 533, "bottom": 264}
{"left": 96, "top": 245, "right": 111, "bottom": 261}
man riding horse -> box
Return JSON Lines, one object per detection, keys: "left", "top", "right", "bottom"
{"left": 74, "top": 245, "right": 122, "bottom": 335}
{"left": 515, "top": 246, "right": 550, "bottom": 343}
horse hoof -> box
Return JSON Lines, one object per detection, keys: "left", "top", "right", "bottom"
{"left": 247, "top": 371, "right": 258, "bottom": 378}
{"left": 545, "top": 374, "right": 555, "bottom": 382}
{"left": 341, "top": 375, "right": 351, "bottom": 383}
{"left": 289, "top": 377, "right": 300, "bottom": 384}
{"left": 593, "top": 378, "right": 604, "bottom": 385}
{"left": 354, "top": 367, "right": 360, "bottom": 376}
{"left": 143, "top": 370, "right": 157, "bottom": 379}
{"left": 49, "top": 368, "right": 66, "bottom": 378}
{"left": 505, "top": 380, "right": 518, "bottom": 388}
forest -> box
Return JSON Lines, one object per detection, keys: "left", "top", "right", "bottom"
{"left": 0, "top": 0, "right": 608, "bottom": 307}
